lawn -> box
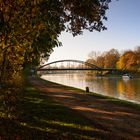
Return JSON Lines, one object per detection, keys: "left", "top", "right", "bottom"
{"left": 0, "top": 80, "right": 105, "bottom": 140}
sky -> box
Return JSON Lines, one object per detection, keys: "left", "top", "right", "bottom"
{"left": 47, "top": 0, "right": 140, "bottom": 63}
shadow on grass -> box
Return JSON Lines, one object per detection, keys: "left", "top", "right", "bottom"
{"left": 0, "top": 83, "right": 111, "bottom": 140}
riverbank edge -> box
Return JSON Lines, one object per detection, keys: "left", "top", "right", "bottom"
{"left": 38, "top": 76, "right": 140, "bottom": 110}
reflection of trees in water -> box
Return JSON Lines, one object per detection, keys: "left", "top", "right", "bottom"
{"left": 132, "top": 79, "right": 140, "bottom": 97}
{"left": 42, "top": 73, "right": 140, "bottom": 103}
{"left": 102, "top": 78, "right": 118, "bottom": 97}
{"left": 85, "top": 75, "right": 118, "bottom": 97}
{"left": 85, "top": 74, "right": 140, "bottom": 102}
{"left": 117, "top": 80, "right": 138, "bottom": 101}
{"left": 117, "top": 80, "right": 136, "bottom": 99}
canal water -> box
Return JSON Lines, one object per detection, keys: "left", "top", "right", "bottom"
{"left": 41, "top": 73, "right": 140, "bottom": 104}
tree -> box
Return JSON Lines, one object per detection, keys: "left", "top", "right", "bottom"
{"left": 135, "top": 46, "right": 140, "bottom": 72}
{"left": 0, "top": 0, "right": 112, "bottom": 117}
{"left": 96, "top": 56, "right": 105, "bottom": 67}
{"left": 87, "top": 51, "right": 101, "bottom": 66}
{"left": 0, "top": 0, "right": 111, "bottom": 83}
{"left": 117, "top": 50, "right": 137, "bottom": 71}
{"left": 87, "top": 49, "right": 120, "bottom": 68}
{"left": 104, "top": 49, "right": 120, "bottom": 68}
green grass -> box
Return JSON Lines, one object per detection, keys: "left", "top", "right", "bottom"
{"left": 1, "top": 76, "right": 139, "bottom": 139}
{"left": 0, "top": 79, "right": 110, "bottom": 140}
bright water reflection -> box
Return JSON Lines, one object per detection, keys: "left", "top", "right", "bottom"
{"left": 41, "top": 73, "right": 140, "bottom": 104}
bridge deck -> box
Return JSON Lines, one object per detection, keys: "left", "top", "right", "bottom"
{"left": 37, "top": 68, "right": 118, "bottom": 71}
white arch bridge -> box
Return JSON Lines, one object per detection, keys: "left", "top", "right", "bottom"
{"left": 37, "top": 59, "right": 120, "bottom": 73}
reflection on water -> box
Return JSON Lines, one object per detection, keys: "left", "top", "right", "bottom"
{"left": 41, "top": 73, "right": 140, "bottom": 104}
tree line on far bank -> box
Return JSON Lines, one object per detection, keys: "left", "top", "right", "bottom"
{"left": 86, "top": 46, "right": 140, "bottom": 72}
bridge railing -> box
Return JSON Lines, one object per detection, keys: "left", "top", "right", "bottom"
{"left": 38, "top": 59, "right": 102, "bottom": 71}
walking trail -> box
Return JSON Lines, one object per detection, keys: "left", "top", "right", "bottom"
{"left": 29, "top": 77, "right": 140, "bottom": 139}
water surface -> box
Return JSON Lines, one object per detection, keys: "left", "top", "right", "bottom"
{"left": 41, "top": 73, "right": 140, "bottom": 104}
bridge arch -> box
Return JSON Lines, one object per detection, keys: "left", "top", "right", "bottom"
{"left": 38, "top": 59, "right": 102, "bottom": 70}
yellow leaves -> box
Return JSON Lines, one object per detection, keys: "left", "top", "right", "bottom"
{"left": 1, "top": 42, "right": 7, "bottom": 50}
{"left": 0, "top": 45, "right": 26, "bottom": 74}
{"left": 116, "top": 57, "right": 125, "bottom": 70}
{"left": 116, "top": 50, "right": 139, "bottom": 71}
{"left": 31, "top": 0, "right": 43, "bottom": 5}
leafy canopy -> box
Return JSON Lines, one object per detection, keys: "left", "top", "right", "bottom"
{"left": 0, "top": 0, "right": 111, "bottom": 76}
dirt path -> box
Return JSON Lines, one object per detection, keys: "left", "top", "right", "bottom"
{"left": 29, "top": 77, "right": 140, "bottom": 139}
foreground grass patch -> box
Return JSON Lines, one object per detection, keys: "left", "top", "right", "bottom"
{"left": 0, "top": 80, "right": 109, "bottom": 140}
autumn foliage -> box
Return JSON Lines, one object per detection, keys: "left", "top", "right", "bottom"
{"left": 117, "top": 47, "right": 140, "bottom": 72}
{"left": 0, "top": 0, "right": 111, "bottom": 84}
{"left": 0, "top": 0, "right": 111, "bottom": 118}
{"left": 87, "top": 47, "right": 140, "bottom": 73}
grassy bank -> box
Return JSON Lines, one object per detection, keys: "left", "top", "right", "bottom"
{"left": 1, "top": 76, "right": 140, "bottom": 139}
{"left": 1, "top": 78, "right": 109, "bottom": 140}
